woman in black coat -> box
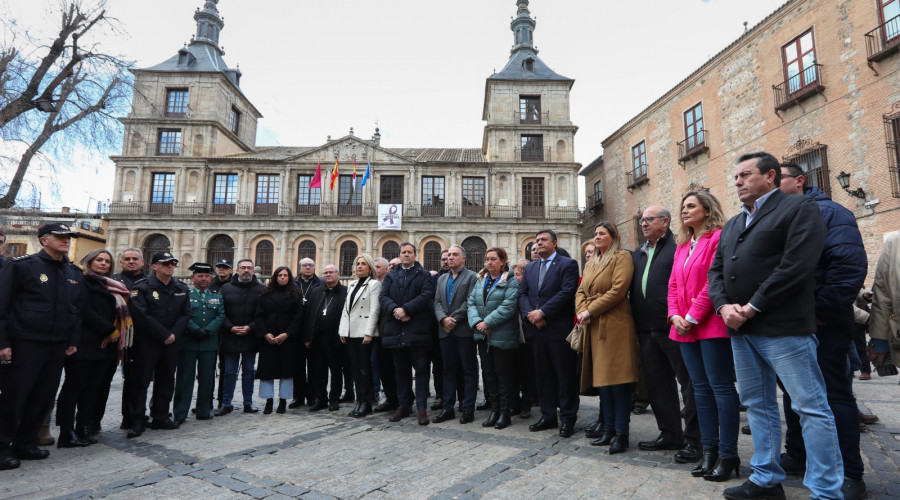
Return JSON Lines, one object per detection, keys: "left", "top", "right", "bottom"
{"left": 255, "top": 266, "right": 302, "bottom": 414}
{"left": 56, "top": 249, "right": 131, "bottom": 447}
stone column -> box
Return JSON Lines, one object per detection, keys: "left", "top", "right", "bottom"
{"left": 365, "top": 229, "right": 373, "bottom": 255}
{"left": 236, "top": 230, "right": 247, "bottom": 261}
{"left": 107, "top": 228, "right": 118, "bottom": 260}
{"left": 279, "top": 229, "right": 289, "bottom": 268}
{"left": 322, "top": 230, "right": 332, "bottom": 273}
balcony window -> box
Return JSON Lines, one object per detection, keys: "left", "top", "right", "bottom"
{"left": 380, "top": 175, "right": 404, "bottom": 204}
{"left": 867, "top": 1, "right": 900, "bottom": 61}
{"left": 784, "top": 30, "right": 817, "bottom": 94}
{"left": 628, "top": 141, "right": 649, "bottom": 188}
{"left": 150, "top": 173, "right": 174, "bottom": 214}
{"left": 338, "top": 174, "right": 362, "bottom": 215}
{"left": 421, "top": 176, "right": 445, "bottom": 216}
{"left": 296, "top": 174, "right": 321, "bottom": 215}
{"left": 589, "top": 180, "right": 603, "bottom": 208}
{"left": 255, "top": 174, "right": 280, "bottom": 215}
{"left": 462, "top": 177, "right": 485, "bottom": 217}
{"left": 520, "top": 134, "right": 544, "bottom": 161}
{"left": 165, "top": 89, "right": 188, "bottom": 117}
{"left": 522, "top": 177, "right": 544, "bottom": 217}
{"left": 157, "top": 129, "right": 181, "bottom": 156}
{"left": 519, "top": 96, "right": 541, "bottom": 124}
{"left": 883, "top": 0, "right": 900, "bottom": 42}
{"left": 213, "top": 174, "right": 237, "bottom": 214}
{"left": 783, "top": 141, "right": 831, "bottom": 196}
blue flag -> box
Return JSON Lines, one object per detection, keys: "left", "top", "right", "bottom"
{"left": 360, "top": 162, "right": 371, "bottom": 187}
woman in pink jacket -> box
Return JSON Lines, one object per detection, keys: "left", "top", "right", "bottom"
{"left": 667, "top": 190, "right": 740, "bottom": 482}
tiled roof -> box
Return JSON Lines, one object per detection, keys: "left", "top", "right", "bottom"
{"left": 219, "top": 147, "right": 315, "bottom": 161}
{"left": 384, "top": 148, "right": 486, "bottom": 163}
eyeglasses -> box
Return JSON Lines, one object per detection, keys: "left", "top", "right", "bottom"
{"left": 639, "top": 216, "right": 664, "bottom": 224}
{"left": 238, "top": 266, "right": 254, "bottom": 270}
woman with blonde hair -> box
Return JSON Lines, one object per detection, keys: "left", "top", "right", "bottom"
{"left": 576, "top": 222, "right": 639, "bottom": 454}
{"left": 339, "top": 254, "right": 381, "bottom": 417}
{"left": 667, "top": 190, "right": 739, "bottom": 481}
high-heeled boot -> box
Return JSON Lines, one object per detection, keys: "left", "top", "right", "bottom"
{"left": 482, "top": 409, "right": 499, "bottom": 427}
{"left": 703, "top": 456, "right": 741, "bottom": 482}
{"left": 494, "top": 411, "right": 511, "bottom": 429}
{"left": 349, "top": 402, "right": 362, "bottom": 418}
{"left": 691, "top": 449, "right": 718, "bottom": 477}
{"left": 608, "top": 433, "right": 629, "bottom": 455}
{"left": 590, "top": 428, "right": 616, "bottom": 446}
{"left": 276, "top": 399, "right": 287, "bottom": 414}
{"left": 263, "top": 398, "right": 274, "bottom": 414}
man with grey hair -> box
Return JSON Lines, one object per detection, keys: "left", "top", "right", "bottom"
{"left": 305, "top": 264, "right": 347, "bottom": 412}
{"left": 114, "top": 248, "right": 147, "bottom": 291}
{"left": 289, "top": 257, "right": 323, "bottom": 409}
{"left": 432, "top": 244, "right": 478, "bottom": 423}
{"left": 631, "top": 206, "right": 701, "bottom": 462}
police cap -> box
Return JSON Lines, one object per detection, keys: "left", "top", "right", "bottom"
{"left": 189, "top": 262, "right": 213, "bottom": 274}
{"left": 214, "top": 259, "right": 232, "bottom": 268}
{"left": 151, "top": 252, "right": 178, "bottom": 265}
{"left": 37, "top": 222, "right": 77, "bottom": 238}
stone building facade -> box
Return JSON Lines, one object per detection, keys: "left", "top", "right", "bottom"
{"left": 587, "top": 0, "right": 900, "bottom": 276}
{"left": 106, "top": 0, "right": 581, "bottom": 277}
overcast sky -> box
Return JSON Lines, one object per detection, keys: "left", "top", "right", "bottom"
{"left": 3, "top": 0, "right": 789, "bottom": 211}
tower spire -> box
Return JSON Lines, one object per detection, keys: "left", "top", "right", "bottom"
{"left": 510, "top": 0, "right": 537, "bottom": 55}
{"left": 191, "top": 0, "right": 225, "bottom": 53}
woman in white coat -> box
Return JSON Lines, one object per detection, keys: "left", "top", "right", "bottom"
{"left": 339, "top": 254, "right": 382, "bottom": 417}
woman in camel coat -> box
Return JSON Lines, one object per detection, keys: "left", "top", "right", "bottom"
{"left": 576, "top": 221, "right": 639, "bottom": 454}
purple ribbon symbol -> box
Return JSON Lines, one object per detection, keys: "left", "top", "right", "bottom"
{"left": 383, "top": 204, "right": 398, "bottom": 224}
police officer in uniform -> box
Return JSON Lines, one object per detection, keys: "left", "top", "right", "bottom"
{"left": 0, "top": 223, "right": 83, "bottom": 470}
{"left": 210, "top": 259, "right": 233, "bottom": 293}
{"left": 173, "top": 263, "right": 225, "bottom": 424}
{"left": 124, "top": 252, "right": 190, "bottom": 438}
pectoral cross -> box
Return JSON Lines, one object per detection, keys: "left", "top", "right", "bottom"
{"left": 322, "top": 308, "right": 328, "bottom": 316}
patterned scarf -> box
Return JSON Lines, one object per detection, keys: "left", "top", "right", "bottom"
{"left": 85, "top": 272, "right": 134, "bottom": 351}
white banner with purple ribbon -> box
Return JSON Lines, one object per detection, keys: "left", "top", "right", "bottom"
{"left": 378, "top": 203, "right": 402, "bottom": 230}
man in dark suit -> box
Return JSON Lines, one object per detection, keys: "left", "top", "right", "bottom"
{"left": 708, "top": 152, "right": 841, "bottom": 500}
{"left": 630, "top": 206, "right": 701, "bottom": 462}
{"left": 518, "top": 229, "right": 580, "bottom": 438}
{"left": 432, "top": 244, "right": 478, "bottom": 424}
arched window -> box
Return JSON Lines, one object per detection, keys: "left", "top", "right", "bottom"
{"left": 255, "top": 240, "right": 274, "bottom": 276}
{"left": 339, "top": 241, "right": 358, "bottom": 277}
{"left": 423, "top": 241, "right": 442, "bottom": 271}
{"left": 381, "top": 241, "right": 400, "bottom": 261}
{"left": 298, "top": 240, "right": 317, "bottom": 273}
{"left": 207, "top": 234, "right": 235, "bottom": 266}
{"left": 525, "top": 241, "right": 534, "bottom": 261}
{"left": 462, "top": 236, "right": 487, "bottom": 272}
{"left": 142, "top": 234, "right": 171, "bottom": 274}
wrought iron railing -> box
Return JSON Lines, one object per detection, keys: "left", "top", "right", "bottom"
{"left": 677, "top": 130, "right": 709, "bottom": 162}
{"left": 587, "top": 191, "right": 603, "bottom": 208}
{"left": 515, "top": 147, "right": 551, "bottom": 162}
{"left": 626, "top": 164, "right": 649, "bottom": 189}
{"left": 865, "top": 15, "right": 900, "bottom": 62}
{"left": 773, "top": 63, "right": 824, "bottom": 111}
{"left": 513, "top": 110, "right": 549, "bottom": 125}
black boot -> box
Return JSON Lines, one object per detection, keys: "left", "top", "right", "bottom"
{"left": 263, "top": 398, "right": 274, "bottom": 415}
{"left": 482, "top": 410, "right": 499, "bottom": 428}
{"left": 276, "top": 399, "right": 286, "bottom": 414}
{"left": 349, "top": 402, "right": 363, "bottom": 418}
{"left": 494, "top": 411, "right": 511, "bottom": 429}
{"left": 57, "top": 428, "right": 88, "bottom": 448}
{"left": 76, "top": 424, "right": 98, "bottom": 445}
{"left": 691, "top": 449, "right": 719, "bottom": 477}
{"left": 703, "top": 456, "right": 741, "bottom": 482}
{"left": 609, "top": 433, "right": 629, "bottom": 454}
{"left": 359, "top": 402, "right": 372, "bottom": 416}
{"left": 590, "top": 429, "right": 616, "bottom": 446}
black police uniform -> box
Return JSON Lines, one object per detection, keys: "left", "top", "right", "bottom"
{"left": 125, "top": 274, "right": 190, "bottom": 429}
{"left": 0, "top": 249, "right": 83, "bottom": 455}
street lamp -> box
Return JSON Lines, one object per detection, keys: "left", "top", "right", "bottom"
{"left": 835, "top": 171, "right": 866, "bottom": 199}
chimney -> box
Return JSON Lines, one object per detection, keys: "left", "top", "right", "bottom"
{"left": 61, "top": 206, "right": 70, "bottom": 213}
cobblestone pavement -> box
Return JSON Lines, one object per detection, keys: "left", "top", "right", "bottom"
{"left": 1, "top": 371, "right": 898, "bottom": 500}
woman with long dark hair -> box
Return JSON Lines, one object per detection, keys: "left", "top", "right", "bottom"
{"left": 667, "top": 190, "right": 740, "bottom": 481}
{"left": 255, "top": 266, "right": 302, "bottom": 414}
{"left": 56, "top": 249, "right": 132, "bottom": 447}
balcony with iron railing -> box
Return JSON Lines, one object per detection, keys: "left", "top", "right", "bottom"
{"left": 677, "top": 130, "right": 709, "bottom": 164}
{"left": 512, "top": 110, "right": 550, "bottom": 125}
{"left": 626, "top": 164, "right": 649, "bottom": 190}
{"left": 514, "top": 147, "right": 551, "bottom": 162}
{"left": 773, "top": 63, "right": 824, "bottom": 111}
{"left": 866, "top": 15, "right": 900, "bottom": 63}
{"left": 146, "top": 142, "right": 187, "bottom": 157}
{"left": 587, "top": 191, "right": 603, "bottom": 209}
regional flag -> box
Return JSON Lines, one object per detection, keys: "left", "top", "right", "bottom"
{"left": 351, "top": 159, "right": 358, "bottom": 194}
{"left": 309, "top": 163, "right": 322, "bottom": 189}
{"left": 330, "top": 160, "right": 339, "bottom": 190}
{"left": 360, "top": 162, "right": 371, "bottom": 187}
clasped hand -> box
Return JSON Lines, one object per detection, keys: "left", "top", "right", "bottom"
{"left": 721, "top": 304, "right": 756, "bottom": 330}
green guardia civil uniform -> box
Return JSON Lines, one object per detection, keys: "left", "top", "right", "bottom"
{"left": 173, "top": 287, "right": 225, "bottom": 421}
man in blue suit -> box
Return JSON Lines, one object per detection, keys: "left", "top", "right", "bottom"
{"left": 518, "top": 229, "right": 580, "bottom": 438}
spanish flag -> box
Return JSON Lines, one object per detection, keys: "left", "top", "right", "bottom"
{"left": 329, "top": 159, "right": 339, "bottom": 190}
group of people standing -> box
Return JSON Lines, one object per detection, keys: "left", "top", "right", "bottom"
{"left": 0, "top": 151, "right": 894, "bottom": 500}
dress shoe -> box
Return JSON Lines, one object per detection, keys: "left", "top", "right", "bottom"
{"left": 150, "top": 418, "right": 180, "bottom": 430}
{"left": 638, "top": 434, "right": 681, "bottom": 451}
{"left": 374, "top": 402, "right": 397, "bottom": 413}
{"left": 740, "top": 424, "right": 751, "bottom": 435}
{"left": 14, "top": 446, "right": 50, "bottom": 460}
{"left": 631, "top": 404, "right": 647, "bottom": 415}
{"left": 859, "top": 372, "right": 871, "bottom": 380}
{"left": 276, "top": 399, "right": 287, "bottom": 414}
{"left": 214, "top": 406, "right": 233, "bottom": 416}
{"left": 691, "top": 449, "right": 718, "bottom": 477}
{"left": 528, "top": 417, "right": 558, "bottom": 432}
{"left": 459, "top": 411, "right": 475, "bottom": 424}
{"left": 389, "top": 407, "right": 410, "bottom": 422}
{"left": 288, "top": 399, "right": 304, "bottom": 409}
{"left": 349, "top": 402, "right": 363, "bottom": 418}
{"left": 842, "top": 477, "right": 867, "bottom": 500}
{"left": 126, "top": 421, "right": 145, "bottom": 439}
{"left": 431, "top": 400, "right": 443, "bottom": 411}
{"left": 519, "top": 407, "right": 531, "bottom": 419}
{"left": 722, "top": 481, "right": 785, "bottom": 500}
{"left": 263, "top": 398, "right": 274, "bottom": 414}
{"left": 476, "top": 400, "right": 489, "bottom": 411}
{"left": 559, "top": 422, "right": 574, "bottom": 438}
{"left": 482, "top": 410, "right": 500, "bottom": 428}
{"left": 779, "top": 452, "right": 805, "bottom": 476}
{"left": 704, "top": 456, "right": 741, "bottom": 482}
{"left": 608, "top": 433, "right": 629, "bottom": 454}
{"left": 0, "top": 448, "right": 20, "bottom": 470}
{"left": 340, "top": 391, "right": 355, "bottom": 403}
{"left": 590, "top": 429, "right": 616, "bottom": 446}
{"left": 357, "top": 402, "right": 372, "bottom": 417}
{"left": 328, "top": 401, "right": 340, "bottom": 411}
{"left": 495, "top": 412, "right": 511, "bottom": 430}
{"left": 417, "top": 409, "right": 429, "bottom": 426}
{"left": 308, "top": 400, "right": 328, "bottom": 412}
{"left": 76, "top": 425, "right": 98, "bottom": 445}
{"left": 432, "top": 409, "right": 456, "bottom": 423}
{"left": 585, "top": 424, "right": 606, "bottom": 439}
{"left": 196, "top": 414, "right": 213, "bottom": 420}
{"left": 243, "top": 404, "right": 259, "bottom": 414}
{"left": 858, "top": 410, "right": 879, "bottom": 424}
{"left": 57, "top": 428, "right": 89, "bottom": 448}
{"left": 674, "top": 443, "right": 702, "bottom": 463}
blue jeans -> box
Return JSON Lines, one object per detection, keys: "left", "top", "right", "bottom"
{"left": 440, "top": 336, "right": 478, "bottom": 413}
{"left": 222, "top": 351, "right": 256, "bottom": 408}
{"left": 599, "top": 383, "right": 632, "bottom": 434}
{"left": 731, "top": 334, "right": 842, "bottom": 499}
{"left": 680, "top": 338, "right": 740, "bottom": 458}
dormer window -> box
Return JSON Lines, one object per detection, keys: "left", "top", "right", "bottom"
{"left": 523, "top": 58, "right": 535, "bottom": 73}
